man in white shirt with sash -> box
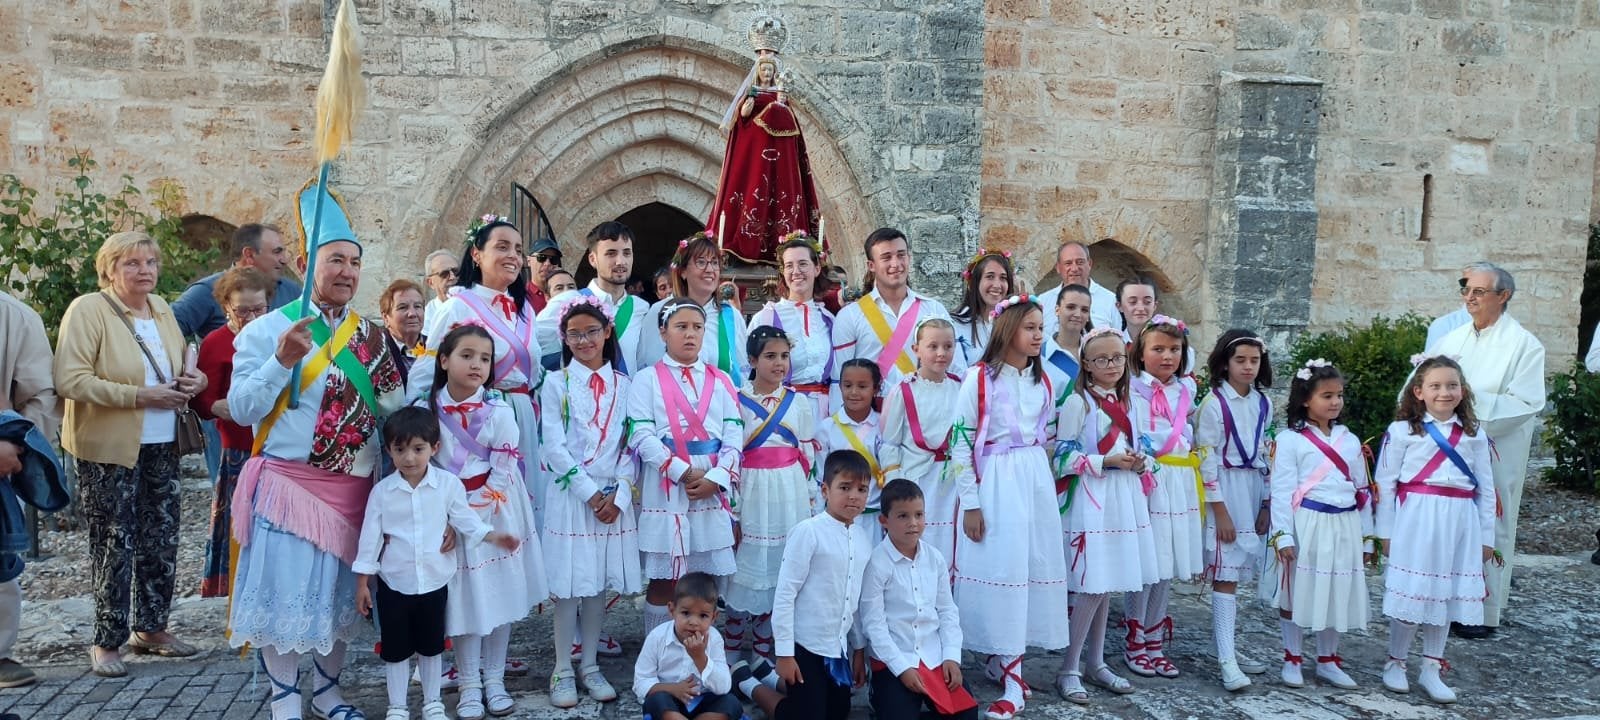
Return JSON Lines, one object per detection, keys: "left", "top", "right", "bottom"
{"left": 1036, "top": 241, "right": 1119, "bottom": 336}
{"left": 832, "top": 228, "right": 951, "bottom": 391}
{"left": 538, "top": 221, "right": 649, "bottom": 374}
{"left": 226, "top": 182, "right": 407, "bottom": 720}
{"left": 1425, "top": 261, "right": 1545, "bottom": 639}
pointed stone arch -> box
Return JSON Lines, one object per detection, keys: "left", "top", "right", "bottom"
{"left": 1014, "top": 206, "right": 1204, "bottom": 322}
{"left": 404, "top": 24, "right": 881, "bottom": 286}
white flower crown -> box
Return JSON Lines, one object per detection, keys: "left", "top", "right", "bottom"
{"left": 1294, "top": 358, "right": 1333, "bottom": 381}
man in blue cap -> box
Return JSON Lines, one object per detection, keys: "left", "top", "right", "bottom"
{"left": 226, "top": 182, "right": 407, "bottom": 720}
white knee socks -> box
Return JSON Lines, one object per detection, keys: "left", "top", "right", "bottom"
{"left": 1315, "top": 628, "right": 1340, "bottom": 659}
{"left": 454, "top": 634, "right": 483, "bottom": 688}
{"left": 1061, "top": 593, "right": 1107, "bottom": 677}
{"left": 1144, "top": 580, "right": 1172, "bottom": 631}
{"left": 1388, "top": 620, "right": 1418, "bottom": 660}
{"left": 1123, "top": 587, "right": 1150, "bottom": 650}
{"left": 1212, "top": 592, "right": 1238, "bottom": 662}
{"left": 1421, "top": 623, "right": 1447, "bottom": 658}
{"left": 997, "top": 654, "right": 1025, "bottom": 706}
{"left": 553, "top": 598, "right": 580, "bottom": 676}
{"left": 260, "top": 648, "right": 303, "bottom": 720}
{"left": 1278, "top": 619, "right": 1302, "bottom": 657}
{"left": 483, "top": 624, "right": 511, "bottom": 685}
{"left": 578, "top": 595, "right": 606, "bottom": 669}
{"left": 385, "top": 660, "right": 409, "bottom": 708}
{"left": 644, "top": 602, "right": 671, "bottom": 635}
{"left": 418, "top": 654, "right": 443, "bottom": 703}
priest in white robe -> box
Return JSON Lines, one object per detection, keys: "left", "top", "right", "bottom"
{"left": 1426, "top": 262, "right": 1545, "bottom": 636}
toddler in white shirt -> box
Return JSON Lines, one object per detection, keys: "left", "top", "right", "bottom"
{"left": 353, "top": 408, "right": 519, "bottom": 720}
{"left": 632, "top": 572, "right": 743, "bottom": 719}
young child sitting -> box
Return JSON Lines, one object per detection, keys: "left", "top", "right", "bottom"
{"left": 632, "top": 572, "right": 744, "bottom": 720}
{"left": 353, "top": 407, "right": 520, "bottom": 720}
{"left": 858, "top": 478, "right": 979, "bottom": 720}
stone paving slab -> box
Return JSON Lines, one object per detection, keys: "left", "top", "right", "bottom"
{"left": 5, "top": 553, "right": 1600, "bottom": 719}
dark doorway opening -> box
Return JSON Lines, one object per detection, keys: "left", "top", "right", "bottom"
{"left": 575, "top": 202, "right": 702, "bottom": 301}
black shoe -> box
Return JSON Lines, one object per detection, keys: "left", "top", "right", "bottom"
{"left": 1451, "top": 623, "right": 1494, "bottom": 639}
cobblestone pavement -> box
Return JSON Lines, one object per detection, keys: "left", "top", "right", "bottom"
{"left": 5, "top": 551, "right": 1599, "bottom": 719}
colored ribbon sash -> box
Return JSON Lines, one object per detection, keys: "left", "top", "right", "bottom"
{"left": 1418, "top": 422, "right": 1477, "bottom": 486}
{"left": 1397, "top": 481, "right": 1474, "bottom": 504}
{"left": 741, "top": 389, "right": 810, "bottom": 475}
{"left": 1092, "top": 393, "right": 1134, "bottom": 456}
{"left": 899, "top": 382, "right": 951, "bottom": 461}
{"left": 837, "top": 418, "right": 883, "bottom": 487}
{"left": 743, "top": 447, "right": 803, "bottom": 469}
{"left": 768, "top": 302, "right": 835, "bottom": 385}
{"left": 454, "top": 289, "right": 534, "bottom": 382}
{"left": 252, "top": 307, "right": 369, "bottom": 455}
{"left": 717, "top": 301, "right": 741, "bottom": 378}
{"left": 1299, "top": 498, "right": 1356, "bottom": 514}
{"left": 436, "top": 401, "right": 493, "bottom": 476}
{"left": 1218, "top": 389, "right": 1269, "bottom": 469}
{"left": 656, "top": 363, "right": 721, "bottom": 493}
{"left": 1292, "top": 427, "right": 1366, "bottom": 511}
{"left": 1046, "top": 349, "right": 1079, "bottom": 405}
{"left": 1141, "top": 379, "right": 1193, "bottom": 457}
{"left": 858, "top": 297, "right": 920, "bottom": 378}
{"left": 1157, "top": 451, "right": 1206, "bottom": 522}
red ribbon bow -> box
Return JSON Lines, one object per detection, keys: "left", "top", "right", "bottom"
{"left": 492, "top": 294, "right": 516, "bottom": 319}
{"left": 442, "top": 402, "right": 483, "bottom": 429}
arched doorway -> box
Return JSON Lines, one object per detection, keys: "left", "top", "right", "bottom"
{"left": 571, "top": 202, "right": 702, "bottom": 301}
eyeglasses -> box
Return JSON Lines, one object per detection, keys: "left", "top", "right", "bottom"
{"left": 690, "top": 258, "right": 719, "bottom": 270}
{"left": 563, "top": 328, "right": 606, "bottom": 344}
{"left": 230, "top": 305, "right": 270, "bottom": 318}
{"left": 1087, "top": 355, "right": 1127, "bottom": 369}
{"left": 429, "top": 268, "right": 458, "bottom": 279}
{"left": 1458, "top": 286, "right": 1502, "bottom": 298}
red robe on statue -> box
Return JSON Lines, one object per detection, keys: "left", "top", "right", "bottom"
{"left": 707, "top": 89, "right": 821, "bottom": 264}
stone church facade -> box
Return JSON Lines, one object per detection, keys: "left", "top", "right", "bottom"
{"left": 3, "top": 0, "right": 1595, "bottom": 358}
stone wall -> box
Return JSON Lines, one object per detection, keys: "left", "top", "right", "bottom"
{"left": 982, "top": 0, "right": 1598, "bottom": 360}
{"left": 3, "top": 0, "right": 985, "bottom": 311}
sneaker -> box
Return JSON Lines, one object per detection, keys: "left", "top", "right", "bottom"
{"left": 1234, "top": 652, "right": 1267, "bottom": 675}
{"left": 548, "top": 670, "right": 579, "bottom": 709}
{"left": 420, "top": 700, "right": 448, "bottom": 720}
{"left": 579, "top": 665, "right": 618, "bottom": 702}
{"left": 383, "top": 707, "right": 409, "bottom": 720}
{"left": 1219, "top": 658, "right": 1251, "bottom": 692}
{"left": 0, "top": 660, "right": 36, "bottom": 689}
{"left": 1382, "top": 658, "right": 1409, "bottom": 694}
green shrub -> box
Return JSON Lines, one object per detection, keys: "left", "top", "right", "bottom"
{"left": 1541, "top": 360, "right": 1600, "bottom": 494}
{"left": 0, "top": 152, "right": 217, "bottom": 344}
{"left": 1287, "top": 314, "right": 1430, "bottom": 446}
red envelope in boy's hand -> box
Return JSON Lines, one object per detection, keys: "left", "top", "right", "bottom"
{"left": 916, "top": 664, "right": 978, "bottom": 714}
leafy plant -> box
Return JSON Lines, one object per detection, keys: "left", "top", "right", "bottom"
{"left": 1542, "top": 360, "right": 1600, "bottom": 494}
{"left": 0, "top": 152, "right": 217, "bottom": 343}
{"left": 1287, "top": 314, "right": 1430, "bottom": 446}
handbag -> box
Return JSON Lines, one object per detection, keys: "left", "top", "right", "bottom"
{"left": 100, "top": 293, "right": 208, "bottom": 456}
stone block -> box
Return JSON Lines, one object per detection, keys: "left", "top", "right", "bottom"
{"left": 484, "top": 39, "right": 552, "bottom": 77}
{"left": 134, "top": 33, "right": 188, "bottom": 70}
{"left": 1418, "top": 0, "right": 1465, "bottom": 18}
{"left": 549, "top": 0, "right": 624, "bottom": 39}
{"left": 181, "top": 108, "right": 258, "bottom": 148}
{"left": 125, "top": 73, "right": 219, "bottom": 100}
{"left": 222, "top": 77, "right": 302, "bottom": 105}
{"left": 194, "top": 37, "right": 266, "bottom": 72}
{"left": 840, "top": 9, "right": 921, "bottom": 59}
{"left": 402, "top": 36, "right": 457, "bottom": 75}
{"left": 455, "top": 0, "right": 546, "bottom": 38}
{"left": 49, "top": 32, "right": 135, "bottom": 69}
{"left": 1359, "top": 16, "right": 1402, "bottom": 51}
{"left": 938, "top": 60, "right": 986, "bottom": 104}
{"left": 114, "top": 106, "right": 176, "bottom": 142}
{"left": 985, "top": 28, "right": 1022, "bottom": 69}
{"left": 0, "top": 63, "right": 37, "bottom": 109}
{"left": 386, "top": 0, "right": 452, "bottom": 33}
{"left": 268, "top": 38, "right": 328, "bottom": 73}
{"left": 1236, "top": 14, "right": 1294, "bottom": 51}
{"left": 370, "top": 75, "right": 440, "bottom": 109}
{"left": 1440, "top": 21, "right": 1506, "bottom": 56}
{"left": 199, "top": 0, "right": 285, "bottom": 34}
{"left": 989, "top": 0, "right": 1045, "bottom": 22}
{"left": 921, "top": 107, "right": 978, "bottom": 144}
{"left": 1510, "top": 0, "right": 1576, "bottom": 24}
{"left": 1361, "top": 0, "right": 1414, "bottom": 14}
{"left": 889, "top": 62, "right": 940, "bottom": 103}
{"left": 924, "top": 9, "right": 983, "bottom": 61}
{"left": 92, "top": 0, "right": 169, "bottom": 32}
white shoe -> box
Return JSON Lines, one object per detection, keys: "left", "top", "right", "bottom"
{"left": 1055, "top": 672, "right": 1089, "bottom": 705}
{"left": 420, "top": 700, "right": 448, "bottom": 720}
{"left": 548, "top": 670, "right": 579, "bottom": 709}
{"left": 1315, "top": 658, "right": 1358, "bottom": 689}
{"left": 384, "top": 707, "right": 409, "bottom": 720}
{"left": 456, "top": 683, "right": 485, "bottom": 720}
{"left": 1235, "top": 652, "right": 1267, "bottom": 675}
{"left": 484, "top": 680, "right": 515, "bottom": 716}
{"left": 580, "top": 665, "right": 618, "bottom": 702}
{"left": 1382, "top": 658, "right": 1410, "bottom": 693}
{"left": 1219, "top": 658, "right": 1251, "bottom": 692}
{"left": 1281, "top": 656, "right": 1305, "bottom": 688}
{"left": 1418, "top": 657, "right": 1457, "bottom": 704}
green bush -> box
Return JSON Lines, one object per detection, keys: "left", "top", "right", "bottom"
{"left": 1541, "top": 360, "right": 1600, "bottom": 494}
{"left": 1287, "top": 314, "right": 1430, "bottom": 446}
{"left": 0, "top": 152, "right": 217, "bottom": 344}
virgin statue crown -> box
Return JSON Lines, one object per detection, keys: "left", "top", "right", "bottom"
{"left": 749, "top": 11, "right": 788, "bottom": 54}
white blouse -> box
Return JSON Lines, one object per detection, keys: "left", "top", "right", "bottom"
{"left": 1373, "top": 416, "right": 1494, "bottom": 542}
{"left": 880, "top": 373, "right": 960, "bottom": 486}
{"left": 750, "top": 298, "right": 835, "bottom": 388}
{"left": 948, "top": 363, "right": 1057, "bottom": 511}
{"left": 1269, "top": 424, "right": 1375, "bottom": 550}
{"left": 1195, "top": 383, "right": 1273, "bottom": 500}
{"left": 540, "top": 362, "right": 633, "bottom": 501}
{"left": 411, "top": 284, "right": 543, "bottom": 398}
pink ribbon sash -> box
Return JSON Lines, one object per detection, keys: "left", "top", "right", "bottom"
{"left": 230, "top": 456, "right": 371, "bottom": 565}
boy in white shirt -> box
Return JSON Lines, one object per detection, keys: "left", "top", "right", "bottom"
{"left": 632, "top": 572, "right": 743, "bottom": 719}
{"left": 353, "top": 407, "right": 519, "bottom": 720}
{"left": 859, "top": 479, "right": 978, "bottom": 720}
{"left": 734, "top": 450, "right": 873, "bottom": 720}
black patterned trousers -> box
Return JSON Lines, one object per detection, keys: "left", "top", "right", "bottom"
{"left": 77, "top": 443, "right": 182, "bottom": 649}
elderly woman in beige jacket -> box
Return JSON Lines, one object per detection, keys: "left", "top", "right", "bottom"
{"left": 55, "top": 231, "right": 208, "bottom": 677}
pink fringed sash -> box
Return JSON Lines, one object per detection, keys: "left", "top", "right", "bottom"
{"left": 231, "top": 456, "right": 372, "bottom": 565}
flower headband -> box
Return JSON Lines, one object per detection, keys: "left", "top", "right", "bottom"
{"left": 990, "top": 294, "right": 1035, "bottom": 319}
{"left": 554, "top": 292, "right": 614, "bottom": 328}
{"left": 1294, "top": 358, "right": 1333, "bottom": 381}
{"left": 781, "top": 230, "right": 827, "bottom": 262}
{"left": 1079, "top": 326, "right": 1130, "bottom": 352}
{"left": 669, "top": 233, "right": 717, "bottom": 271}
{"left": 1409, "top": 351, "right": 1461, "bottom": 368}
{"left": 1144, "top": 314, "right": 1188, "bottom": 336}
{"left": 961, "top": 248, "right": 1011, "bottom": 280}
{"left": 466, "top": 213, "right": 511, "bottom": 244}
